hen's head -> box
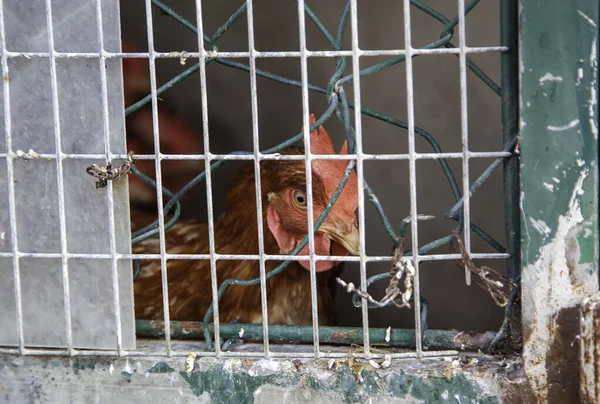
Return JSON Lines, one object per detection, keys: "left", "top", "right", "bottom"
{"left": 265, "top": 114, "right": 359, "bottom": 272}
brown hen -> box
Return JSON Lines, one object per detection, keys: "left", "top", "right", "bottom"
{"left": 132, "top": 114, "right": 359, "bottom": 326}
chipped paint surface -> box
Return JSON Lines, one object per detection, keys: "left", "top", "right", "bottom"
{"left": 0, "top": 352, "right": 531, "bottom": 403}
{"left": 521, "top": 170, "right": 598, "bottom": 401}
{"left": 547, "top": 119, "right": 580, "bottom": 131}
{"left": 579, "top": 292, "right": 600, "bottom": 403}
{"left": 538, "top": 73, "right": 563, "bottom": 83}
{"left": 578, "top": 10, "right": 598, "bottom": 27}
{"left": 520, "top": 0, "right": 599, "bottom": 402}
{"left": 588, "top": 37, "right": 598, "bottom": 139}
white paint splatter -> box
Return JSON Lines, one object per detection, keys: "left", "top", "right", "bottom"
{"left": 577, "top": 159, "right": 585, "bottom": 167}
{"left": 542, "top": 182, "right": 554, "bottom": 192}
{"left": 552, "top": 177, "right": 560, "bottom": 184}
{"left": 109, "top": 364, "right": 114, "bottom": 375}
{"left": 529, "top": 218, "right": 551, "bottom": 236}
{"left": 238, "top": 327, "right": 245, "bottom": 338}
{"left": 547, "top": 119, "right": 579, "bottom": 132}
{"left": 578, "top": 10, "right": 597, "bottom": 27}
{"left": 538, "top": 73, "right": 563, "bottom": 83}
{"left": 249, "top": 359, "right": 282, "bottom": 377}
{"left": 589, "top": 38, "right": 598, "bottom": 139}
{"left": 522, "top": 169, "right": 598, "bottom": 403}
{"left": 385, "top": 326, "right": 391, "bottom": 343}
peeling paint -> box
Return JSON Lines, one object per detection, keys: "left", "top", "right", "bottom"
{"left": 589, "top": 37, "right": 598, "bottom": 139}
{"left": 538, "top": 73, "right": 563, "bottom": 83}
{"left": 520, "top": 4, "right": 599, "bottom": 402}
{"left": 542, "top": 182, "right": 554, "bottom": 192}
{"left": 0, "top": 353, "right": 533, "bottom": 403}
{"left": 547, "top": 119, "right": 580, "bottom": 131}
{"left": 579, "top": 292, "right": 600, "bottom": 403}
{"left": 578, "top": 10, "right": 598, "bottom": 27}
{"left": 529, "top": 217, "right": 551, "bottom": 236}
{"left": 148, "top": 361, "right": 175, "bottom": 373}
{"left": 522, "top": 170, "right": 598, "bottom": 402}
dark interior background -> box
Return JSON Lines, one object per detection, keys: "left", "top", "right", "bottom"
{"left": 119, "top": 0, "right": 507, "bottom": 332}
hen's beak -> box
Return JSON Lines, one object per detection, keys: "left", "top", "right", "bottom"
{"left": 321, "top": 219, "right": 360, "bottom": 256}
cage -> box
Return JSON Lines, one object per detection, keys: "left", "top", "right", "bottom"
{"left": 0, "top": 0, "right": 598, "bottom": 403}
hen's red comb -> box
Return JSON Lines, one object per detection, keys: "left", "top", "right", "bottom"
{"left": 303, "top": 113, "right": 358, "bottom": 218}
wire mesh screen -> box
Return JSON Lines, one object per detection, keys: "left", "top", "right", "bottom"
{"left": 0, "top": 0, "right": 519, "bottom": 359}
{"left": 0, "top": 0, "right": 136, "bottom": 353}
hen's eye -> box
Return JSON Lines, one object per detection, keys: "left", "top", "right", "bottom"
{"left": 293, "top": 190, "right": 306, "bottom": 207}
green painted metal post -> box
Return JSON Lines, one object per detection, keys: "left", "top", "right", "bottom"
{"left": 520, "top": 0, "right": 599, "bottom": 402}
{"left": 501, "top": 0, "right": 521, "bottom": 284}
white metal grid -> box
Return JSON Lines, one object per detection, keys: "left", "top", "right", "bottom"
{"left": 0, "top": 0, "right": 510, "bottom": 359}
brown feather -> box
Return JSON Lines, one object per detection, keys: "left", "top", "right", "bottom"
{"left": 132, "top": 145, "right": 345, "bottom": 326}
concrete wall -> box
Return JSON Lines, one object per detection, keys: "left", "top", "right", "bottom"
{"left": 0, "top": 351, "right": 532, "bottom": 403}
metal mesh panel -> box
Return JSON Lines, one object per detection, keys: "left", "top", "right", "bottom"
{"left": 0, "top": 0, "right": 518, "bottom": 359}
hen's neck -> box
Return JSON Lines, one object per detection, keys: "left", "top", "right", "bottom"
{"left": 216, "top": 196, "right": 279, "bottom": 256}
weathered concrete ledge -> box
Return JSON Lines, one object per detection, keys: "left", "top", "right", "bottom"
{"left": 0, "top": 346, "right": 532, "bottom": 403}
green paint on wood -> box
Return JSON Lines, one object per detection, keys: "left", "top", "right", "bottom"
{"left": 72, "top": 358, "right": 97, "bottom": 374}
{"left": 520, "top": 0, "right": 598, "bottom": 268}
{"left": 147, "top": 361, "right": 175, "bottom": 373}
{"left": 179, "top": 366, "right": 297, "bottom": 404}
{"left": 176, "top": 363, "right": 497, "bottom": 404}
{"left": 121, "top": 370, "right": 135, "bottom": 383}
{"left": 520, "top": 0, "right": 599, "bottom": 401}
{"left": 389, "top": 372, "right": 498, "bottom": 404}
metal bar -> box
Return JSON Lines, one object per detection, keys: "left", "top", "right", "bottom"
{"left": 0, "top": 345, "right": 458, "bottom": 359}
{"left": 95, "top": 0, "right": 125, "bottom": 356}
{"left": 402, "top": 0, "right": 423, "bottom": 357}
{"left": 245, "top": 0, "right": 271, "bottom": 357}
{"left": 142, "top": 0, "right": 172, "bottom": 356}
{"left": 1, "top": 151, "right": 513, "bottom": 161}
{"left": 457, "top": 0, "right": 472, "bottom": 285}
{"left": 500, "top": 0, "right": 520, "bottom": 282}
{"left": 445, "top": 135, "right": 518, "bottom": 219}
{"left": 0, "top": 0, "right": 25, "bottom": 355}
{"left": 193, "top": 0, "right": 221, "bottom": 357}
{"left": 0, "top": 251, "right": 510, "bottom": 261}
{"left": 1, "top": 47, "right": 508, "bottom": 59}
{"left": 135, "top": 320, "right": 496, "bottom": 352}
{"left": 43, "top": 0, "right": 74, "bottom": 355}
{"left": 348, "top": 0, "right": 370, "bottom": 358}
{"left": 297, "top": 0, "right": 320, "bottom": 359}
